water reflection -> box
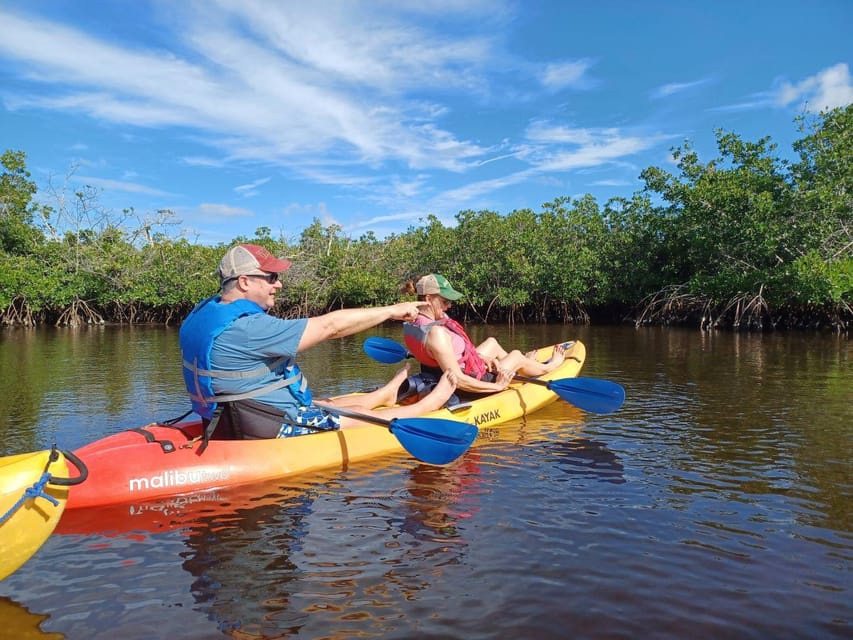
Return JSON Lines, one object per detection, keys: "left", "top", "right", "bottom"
{"left": 180, "top": 486, "right": 316, "bottom": 635}
{"left": 396, "top": 458, "right": 485, "bottom": 541}
{"left": 0, "top": 326, "right": 188, "bottom": 455}
{"left": 1, "top": 326, "right": 850, "bottom": 639}
{"left": 0, "top": 596, "right": 64, "bottom": 640}
{"left": 543, "top": 438, "right": 625, "bottom": 484}
{"left": 171, "top": 458, "right": 489, "bottom": 637}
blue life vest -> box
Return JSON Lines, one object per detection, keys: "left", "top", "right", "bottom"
{"left": 179, "top": 296, "right": 311, "bottom": 420}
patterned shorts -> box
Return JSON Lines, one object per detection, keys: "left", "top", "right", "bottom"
{"left": 277, "top": 406, "right": 341, "bottom": 438}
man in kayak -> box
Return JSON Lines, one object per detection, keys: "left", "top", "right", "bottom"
{"left": 180, "top": 244, "right": 457, "bottom": 440}
{"left": 401, "top": 274, "right": 566, "bottom": 394}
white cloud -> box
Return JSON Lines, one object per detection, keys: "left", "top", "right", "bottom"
{"left": 0, "top": 2, "right": 686, "bottom": 234}
{"left": 234, "top": 177, "right": 271, "bottom": 197}
{"left": 346, "top": 210, "right": 423, "bottom": 233}
{"left": 182, "top": 156, "right": 227, "bottom": 168}
{"left": 536, "top": 137, "right": 658, "bottom": 172}
{"left": 75, "top": 176, "right": 173, "bottom": 196}
{"left": 539, "top": 59, "right": 594, "bottom": 90}
{"left": 591, "top": 179, "right": 633, "bottom": 187}
{"left": 650, "top": 77, "right": 711, "bottom": 99}
{"left": 420, "top": 122, "right": 667, "bottom": 214}
{"left": 775, "top": 63, "right": 853, "bottom": 112}
{"left": 197, "top": 203, "right": 255, "bottom": 217}
{"left": 434, "top": 170, "right": 533, "bottom": 207}
{"left": 0, "top": 5, "right": 494, "bottom": 171}
{"left": 526, "top": 121, "right": 620, "bottom": 146}
{"left": 206, "top": 2, "right": 496, "bottom": 93}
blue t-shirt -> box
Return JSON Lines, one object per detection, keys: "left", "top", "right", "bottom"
{"left": 209, "top": 313, "right": 309, "bottom": 418}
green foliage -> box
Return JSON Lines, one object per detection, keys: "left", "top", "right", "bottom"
{"left": 538, "top": 195, "right": 607, "bottom": 305}
{"left": 782, "top": 251, "right": 853, "bottom": 304}
{"left": 635, "top": 105, "right": 851, "bottom": 328}
{"left": 599, "top": 194, "right": 673, "bottom": 302}
{"left": 0, "top": 105, "right": 849, "bottom": 330}
{"left": 0, "top": 150, "right": 44, "bottom": 254}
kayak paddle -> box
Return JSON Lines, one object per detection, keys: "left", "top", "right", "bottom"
{"left": 314, "top": 403, "right": 477, "bottom": 465}
{"left": 363, "top": 336, "right": 413, "bottom": 364}
{"left": 510, "top": 375, "right": 625, "bottom": 414}
{"left": 363, "top": 336, "right": 626, "bottom": 415}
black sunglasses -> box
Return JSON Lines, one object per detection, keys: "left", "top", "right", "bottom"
{"left": 244, "top": 272, "right": 280, "bottom": 284}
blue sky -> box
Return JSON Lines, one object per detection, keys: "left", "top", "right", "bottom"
{"left": 1, "top": 1, "right": 851, "bottom": 246}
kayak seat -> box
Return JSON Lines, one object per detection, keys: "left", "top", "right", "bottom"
{"left": 207, "top": 399, "right": 290, "bottom": 440}
{"left": 395, "top": 371, "right": 486, "bottom": 410}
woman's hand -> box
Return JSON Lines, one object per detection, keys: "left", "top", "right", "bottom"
{"left": 495, "top": 368, "right": 514, "bottom": 389}
{"left": 477, "top": 350, "right": 499, "bottom": 372}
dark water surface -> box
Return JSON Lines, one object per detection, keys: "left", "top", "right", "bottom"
{"left": 0, "top": 325, "right": 850, "bottom": 639}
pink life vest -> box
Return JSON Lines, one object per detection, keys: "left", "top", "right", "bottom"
{"left": 403, "top": 315, "right": 489, "bottom": 380}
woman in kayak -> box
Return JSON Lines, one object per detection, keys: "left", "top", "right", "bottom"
{"left": 401, "top": 274, "right": 566, "bottom": 394}
{"left": 180, "top": 244, "right": 457, "bottom": 440}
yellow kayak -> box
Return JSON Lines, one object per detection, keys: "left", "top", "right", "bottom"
{"left": 414, "top": 341, "right": 587, "bottom": 429}
{"left": 65, "top": 341, "right": 591, "bottom": 509}
{"left": 0, "top": 448, "right": 87, "bottom": 580}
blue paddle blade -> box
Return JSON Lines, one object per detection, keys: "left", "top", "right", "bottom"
{"left": 316, "top": 402, "right": 476, "bottom": 465}
{"left": 546, "top": 377, "right": 626, "bottom": 414}
{"left": 390, "top": 417, "right": 478, "bottom": 465}
{"left": 363, "top": 337, "right": 409, "bottom": 364}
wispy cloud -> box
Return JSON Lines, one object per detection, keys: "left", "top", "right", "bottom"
{"left": 346, "top": 210, "right": 425, "bottom": 234}
{"left": 650, "top": 77, "right": 712, "bottom": 99}
{"left": 234, "top": 177, "right": 271, "bottom": 198}
{"left": 75, "top": 176, "right": 173, "bottom": 196}
{"left": 591, "top": 179, "right": 633, "bottom": 187}
{"left": 419, "top": 122, "right": 667, "bottom": 215}
{"left": 0, "top": 5, "right": 496, "bottom": 171}
{"left": 707, "top": 98, "right": 771, "bottom": 113}
{"left": 712, "top": 63, "right": 853, "bottom": 114}
{"left": 539, "top": 59, "right": 595, "bottom": 91}
{"left": 775, "top": 63, "right": 853, "bottom": 112}
{"left": 182, "top": 156, "right": 227, "bottom": 169}
{"left": 197, "top": 203, "right": 255, "bottom": 218}
{"left": 524, "top": 122, "right": 668, "bottom": 169}
{"left": 433, "top": 170, "right": 533, "bottom": 208}
{"left": 0, "top": 2, "right": 685, "bottom": 236}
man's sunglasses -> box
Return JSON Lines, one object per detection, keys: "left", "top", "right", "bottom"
{"left": 244, "top": 272, "right": 280, "bottom": 284}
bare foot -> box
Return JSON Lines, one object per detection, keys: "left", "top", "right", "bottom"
{"left": 367, "top": 363, "right": 411, "bottom": 406}
{"left": 390, "top": 363, "right": 411, "bottom": 387}
{"left": 434, "top": 370, "right": 457, "bottom": 396}
{"left": 417, "top": 370, "right": 458, "bottom": 412}
{"left": 543, "top": 343, "right": 566, "bottom": 371}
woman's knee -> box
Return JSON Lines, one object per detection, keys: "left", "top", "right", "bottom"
{"left": 479, "top": 336, "right": 500, "bottom": 349}
{"left": 499, "top": 350, "right": 526, "bottom": 369}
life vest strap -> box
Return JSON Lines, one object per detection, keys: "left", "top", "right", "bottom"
{"left": 187, "top": 371, "right": 302, "bottom": 405}
{"left": 182, "top": 355, "right": 289, "bottom": 379}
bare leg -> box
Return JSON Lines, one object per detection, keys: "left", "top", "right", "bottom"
{"left": 323, "top": 364, "right": 410, "bottom": 410}
{"left": 477, "top": 338, "right": 550, "bottom": 368}
{"left": 501, "top": 350, "right": 549, "bottom": 376}
{"left": 500, "top": 343, "right": 567, "bottom": 377}
{"left": 476, "top": 337, "right": 509, "bottom": 360}
{"left": 335, "top": 371, "right": 458, "bottom": 427}
{"left": 386, "top": 370, "right": 458, "bottom": 416}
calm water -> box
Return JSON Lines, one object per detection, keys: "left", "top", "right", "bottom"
{"left": 0, "top": 325, "right": 850, "bottom": 639}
